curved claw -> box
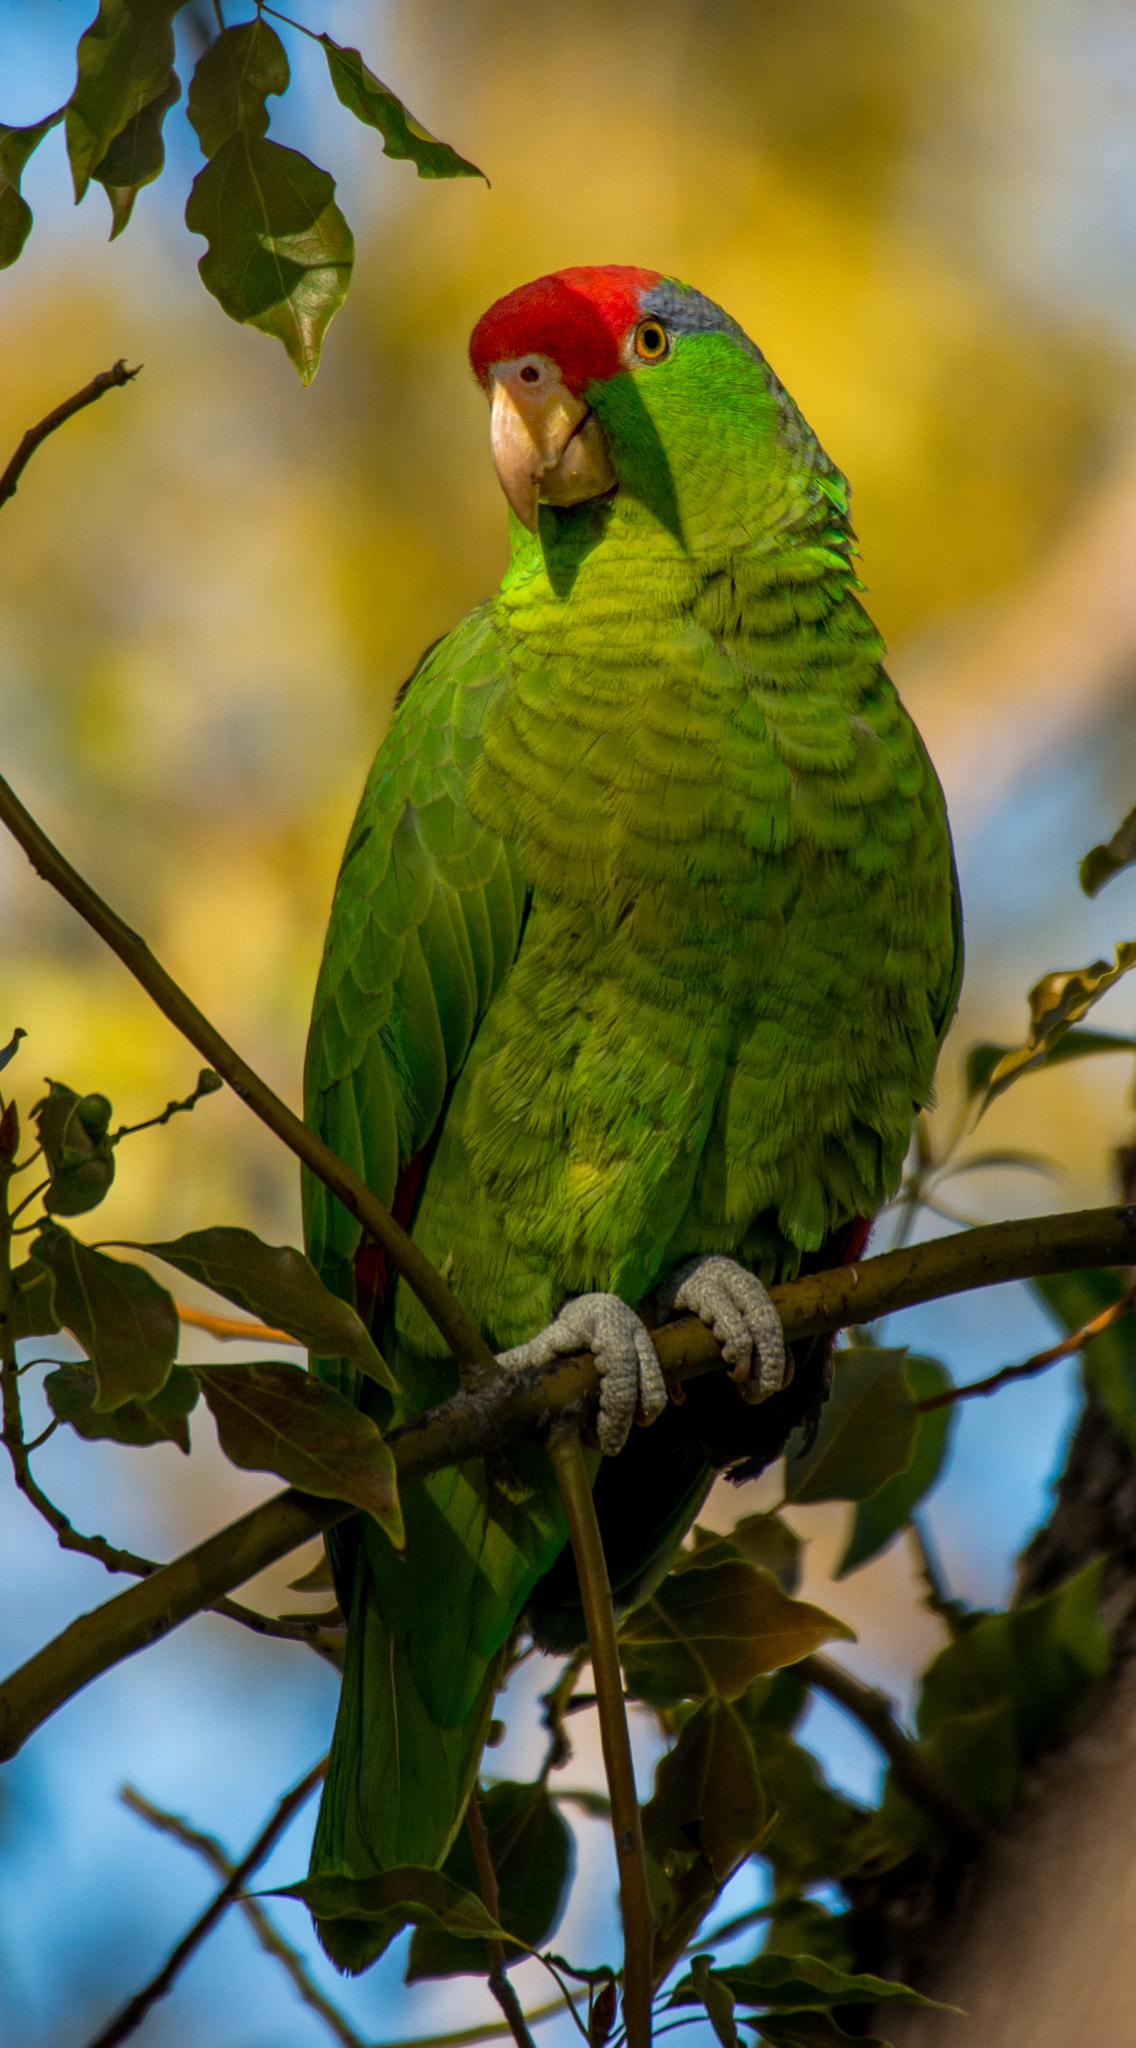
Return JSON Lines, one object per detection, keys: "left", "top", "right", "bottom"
{"left": 496, "top": 1292, "right": 667, "bottom": 1455}
{"left": 660, "top": 1255, "right": 786, "bottom": 1403}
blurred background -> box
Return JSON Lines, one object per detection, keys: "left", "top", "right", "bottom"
{"left": 5, "top": 0, "right": 1136, "bottom": 2040}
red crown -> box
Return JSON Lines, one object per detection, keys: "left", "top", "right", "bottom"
{"left": 469, "top": 265, "right": 663, "bottom": 395}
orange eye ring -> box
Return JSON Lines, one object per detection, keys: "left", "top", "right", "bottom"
{"left": 633, "top": 319, "right": 670, "bottom": 361}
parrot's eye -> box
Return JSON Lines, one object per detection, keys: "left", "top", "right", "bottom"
{"left": 633, "top": 320, "right": 670, "bottom": 361}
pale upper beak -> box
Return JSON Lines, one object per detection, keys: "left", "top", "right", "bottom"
{"left": 488, "top": 354, "right": 616, "bottom": 531}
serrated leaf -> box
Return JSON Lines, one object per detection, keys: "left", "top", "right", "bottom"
{"left": 620, "top": 1561, "right": 852, "bottom": 1707}
{"left": 835, "top": 1355, "right": 955, "bottom": 1577}
{"left": 46, "top": 1359, "right": 198, "bottom": 1453}
{"left": 319, "top": 36, "right": 486, "bottom": 182}
{"left": 92, "top": 67, "right": 179, "bottom": 238}
{"left": 186, "top": 20, "right": 288, "bottom": 158}
{"left": 33, "top": 1080, "right": 116, "bottom": 1217}
{"left": 785, "top": 1348, "right": 918, "bottom": 1506}
{"left": 30, "top": 1223, "right": 176, "bottom": 1410}
{"left": 10, "top": 1259, "right": 61, "bottom": 1342}
{"left": 676, "top": 1950, "right": 940, "bottom": 2013}
{"left": 406, "top": 1779, "right": 573, "bottom": 1979}
{"left": 185, "top": 133, "right": 353, "bottom": 381}
{"left": 66, "top": 0, "right": 184, "bottom": 202}
{"left": 197, "top": 1361, "right": 402, "bottom": 1546}
{"left": 132, "top": 1227, "right": 393, "bottom": 1391}
{"left": 280, "top": 1864, "right": 505, "bottom": 1973}
{"left": 0, "top": 116, "right": 62, "bottom": 266}
{"left": 983, "top": 946, "right": 1136, "bottom": 1105}
{"left": 1081, "top": 803, "right": 1136, "bottom": 897}
{"left": 1034, "top": 1268, "right": 1136, "bottom": 1455}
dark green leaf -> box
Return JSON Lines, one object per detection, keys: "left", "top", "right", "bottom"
{"left": 280, "top": 1863, "right": 505, "bottom": 1974}
{"left": 620, "top": 1561, "right": 853, "bottom": 1707}
{"left": 0, "top": 118, "right": 61, "bottom": 266}
{"left": 197, "top": 1360, "right": 402, "bottom": 1545}
{"left": 785, "top": 1348, "right": 918, "bottom": 1506}
{"left": 133, "top": 1227, "right": 393, "bottom": 1391}
{"left": 33, "top": 1080, "right": 116, "bottom": 1217}
{"left": 92, "top": 68, "right": 180, "bottom": 238}
{"left": 1034, "top": 1268, "right": 1136, "bottom": 1455}
{"left": 731, "top": 1715, "right": 865, "bottom": 1890}
{"left": 835, "top": 1356, "right": 954, "bottom": 1577}
{"left": 30, "top": 1223, "right": 176, "bottom": 1410}
{"left": 677, "top": 1950, "right": 940, "bottom": 2013}
{"left": 66, "top": 0, "right": 184, "bottom": 202}
{"left": 644, "top": 1697, "right": 766, "bottom": 1884}
{"left": 982, "top": 946, "right": 1136, "bottom": 1105}
{"left": 9, "top": 1259, "right": 61, "bottom": 1342}
{"left": 186, "top": 20, "right": 289, "bottom": 159}
{"left": 747, "top": 2017, "right": 890, "bottom": 2048}
{"left": 693, "top": 1513, "right": 802, "bottom": 1593}
{"left": 761, "top": 1900, "right": 856, "bottom": 1974}
{"left": 690, "top": 1953, "right": 739, "bottom": 2048}
{"left": 319, "top": 37, "right": 486, "bottom": 182}
{"left": 45, "top": 1359, "right": 198, "bottom": 1453}
{"left": 406, "top": 1780, "right": 573, "bottom": 1978}
{"left": 1081, "top": 803, "right": 1136, "bottom": 897}
{"left": 185, "top": 133, "right": 353, "bottom": 382}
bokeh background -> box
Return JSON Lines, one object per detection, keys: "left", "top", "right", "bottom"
{"left": 5, "top": 0, "right": 1136, "bottom": 2040}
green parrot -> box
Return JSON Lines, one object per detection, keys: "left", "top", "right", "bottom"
{"left": 303, "top": 265, "right": 961, "bottom": 1963}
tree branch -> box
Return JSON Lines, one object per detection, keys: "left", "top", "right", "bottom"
{"left": 465, "top": 1787, "right": 538, "bottom": 2048}
{"left": 0, "top": 768, "right": 494, "bottom": 1380}
{"left": 0, "top": 361, "right": 139, "bottom": 510}
{"left": 86, "top": 1756, "right": 326, "bottom": 2048}
{"left": 800, "top": 1655, "right": 993, "bottom": 1846}
{"left": 4, "top": 1201, "right": 1136, "bottom": 1764}
{"left": 918, "top": 1282, "right": 1136, "bottom": 1412}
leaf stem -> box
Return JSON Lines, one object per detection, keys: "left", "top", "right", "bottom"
{"left": 85, "top": 1757, "right": 326, "bottom": 2048}
{"left": 547, "top": 1426, "right": 654, "bottom": 2048}
{"left": 465, "top": 1787, "right": 538, "bottom": 2048}
{"left": 0, "top": 361, "right": 140, "bottom": 510}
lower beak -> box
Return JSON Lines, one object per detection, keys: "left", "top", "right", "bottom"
{"left": 490, "top": 371, "right": 616, "bottom": 532}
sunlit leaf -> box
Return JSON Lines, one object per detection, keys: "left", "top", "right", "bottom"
{"left": 132, "top": 1226, "right": 393, "bottom": 1390}
{"left": 319, "top": 37, "right": 487, "bottom": 182}
{"left": 33, "top": 1080, "right": 116, "bottom": 1217}
{"left": 186, "top": 135, "right": 353, "bottom": 382}
{"left": 65, "top": 0, "right": 183, "bottom": 202}
{"left": 197, "top": 1361, "right": 403, "bottom": 1545}
{"left": 92, "top": 68, "right": 180, "bottom": 238}
{"left": 29, "top": 1223, "right": 177, "bottom": 1410}
{"left": 280, "top": 1864, "right": 505, "bottom": 1974}
{"left": 0, "top": 117, "right": 61, "bottom": 267}
{"left": 406, "top": 1779, "right": 573, "bottom": 1978}
{"left": 1081, "top": 803, "right": 1136, "bottom": 897}
{"left": 835, "top": 1355, "right": 955, "bottom": 1577}
{"left": 1034, "top": 1268, "right": 1136, "bottom": 1455}
{"left": 45, "top": 1359, "right": 199, "bottom": 1453}
{"left": 982, "top": 946, "right": 1136, "bottom": 1106}
{"left": 785, "top": 1348, "right": 918, "bottom": 1505}
{"left": 186, "top": 20, "right": 288, "bottom": 157}
{"left": 620, "top": 1560, "right": 853, "bottom": 1707}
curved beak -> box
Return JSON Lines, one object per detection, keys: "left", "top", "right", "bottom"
{"left": 489, "top": 355, "right": 616, "bottom": 531}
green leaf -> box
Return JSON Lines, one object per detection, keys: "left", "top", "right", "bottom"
{"left": 30, "top": 1223, "right": 177, "bottom": 1410}
{"left": 620, "top": 1560, "right": 853, "bottom": 1707}
{"left": 967, "top": 1028, "right": 1136, "bottom": 1103}
{"left": 196, "top": 1361, "right": 403, "bottom": 1546}
{"left": 731, "top": 1714, "right": 865, "bottom": 1890}
{"left": 92, "top": 67, "right": 180, "bottom": 238}
{"left": 866, "top": 1696, "right": 1019, "bottom": 1860}
{"left": 319, "top": 37, "right": 486, "bottom": 182}
{"left": 185, "top": 133, "right": 353, "bottom": 381}
{"left": 690, "top": 1953, "right": 739, "bottom": 2048}
{"left": 406, "top": 1780, "right": 573, "bottom": 1979}
{"left": 186, "top": 20, "right": 289, "bottom": 158}
{"left": 835, "top": 1356, "right": 955, "bottom": 1577}
{"left": 677, "top": 1950, "right": 940, "bottom": 2014}
{"left": 982, "top": 945, "right": 1136, "bottom": 1106}
{"left": 66, "top": 0, "right": 184, "bottom": 202}
{"left": 693, "top": 1512, "right": 802, "bottom": 1593}
{"left": 0, "top": 115, "right": 63, "bottom": 267}
{"left": 279, "top": 1864, "right": 505, "bottom": 1974}
{"left": 748, "top": 2017, "right": 890, "bottom": 2048}
{"left": 33, "top": 1081, "right": 116, "bottom": 1217}
{"left": 1034, "top": 1268, "right": 1136, "bottom": 1455}
{"left": 45, "top": 1359, "right": 198, "bottom": 1453}
{"left": 132, "top": 1227, "right": 393, "bottom": 1391}
{"left": 785, "top": 1348, "right": 918, "bottom": 1506}
{"left": 9, "top": 1259, "right": 62, "bottom": 1342}
{"left": 761, "top": 1899, "right": 856, "bottom": 1974}
{"left": 1081, "top": 803, "right": 1136, "bottom": 897}
{"left": 644, "top": 1697, "right": 767, "bottom": 1963}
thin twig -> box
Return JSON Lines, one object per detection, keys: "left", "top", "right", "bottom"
{"left": 86, "top": 1757, "right": 326, "bottom": 2048}
{"left": 918, "top": 1283, "right": 1136, "bottom": 1411}
{"left": 465, "top": 1787, "right": 538, "bottom": 2048}
{"left": 800, "top": 1655, "right": 993, "bottom": 1845}
{"left": 0, "top": 361, "right": 140, "bottom": 509}
{"left": 539, "top": 1646, "right": 588, "bottom": 1781}
{"left": 0, "top": 767, "right": 494, "bottom": 1381}
{"left": 547, "top": 1426, "right": 654, "bottom": 2048}
{"left": 120, "top": 1784, "right": 365, "bottom": 2048}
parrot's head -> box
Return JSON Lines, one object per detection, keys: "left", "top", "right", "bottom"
{"left": 469, "top": 265, "right": 837, "bottom": 559}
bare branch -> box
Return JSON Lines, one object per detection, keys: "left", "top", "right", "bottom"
{"left": 918, "top": 1282, "right": 1136, "bottom": 1412}
{"left": 800, "top": 1655, "right": 993, "bottom": 1846}
{"left": 0, "top": 362, "right": 140, "bottom": 511}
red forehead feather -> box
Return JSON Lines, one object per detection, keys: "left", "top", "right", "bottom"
{"left": 469, "top": 265, "right": 664, "bottom": 395}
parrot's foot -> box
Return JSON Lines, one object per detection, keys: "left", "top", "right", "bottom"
{"left": 497, "top": 1293, "right": 667, "bottom": 1456}
{"left": 658, "top": 1255, "right": 786, "bottom": 1404}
